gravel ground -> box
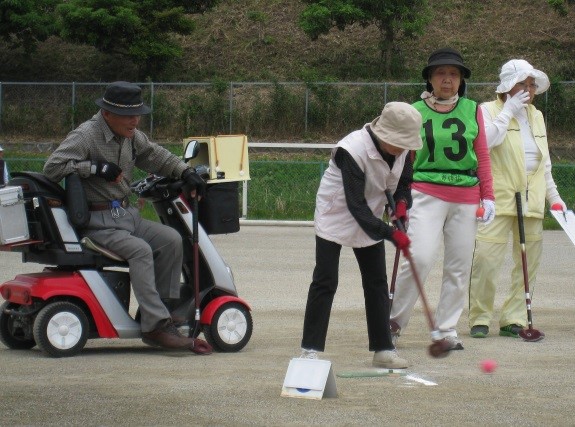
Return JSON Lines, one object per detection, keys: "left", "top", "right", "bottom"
{"left": 1, "top": 226, "right": 574, "bottom": 426}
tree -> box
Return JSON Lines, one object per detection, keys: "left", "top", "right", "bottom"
{"left": 298, "top": 0, "right": 430, "bottom": 78}
{"left": 56, "top": 0, "right": 219, "bottom": 80}
{"left": 547, "top": 0, "right": 575, "bottom": 16}
{"left": 0, "top": 0, "right": 59, "bottom": 52}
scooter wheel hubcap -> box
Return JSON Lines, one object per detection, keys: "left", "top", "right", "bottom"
{"left": 47, "top": 311, "right": 83, "bottom": 350}
{"left": 217, "top": 308, "right": 247, "bottom": 345}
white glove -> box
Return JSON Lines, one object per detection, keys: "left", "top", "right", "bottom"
{"left": 548, "top": 196, "right": 567, "bottom": 212}
{"left": 502, "top": 90, "right": 530, "bottom": 117}
{"left": 479, "top": 199, "right": 495, "bottom": 226}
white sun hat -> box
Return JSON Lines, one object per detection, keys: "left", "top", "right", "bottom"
{"left": 496, "top": 59, "right": 550, "bottom": 95}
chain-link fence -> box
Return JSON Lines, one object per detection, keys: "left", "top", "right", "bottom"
{"left": 5, "top": 155, "right": 575, "bottom": 227}
{"left": 1, "top": 81, "right": 575, "bottom": 158}
{"left": 2, "top": 81, "right": 573, "bottom": 225}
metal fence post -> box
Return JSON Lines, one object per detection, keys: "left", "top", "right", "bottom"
{"left": 229, "top": 82, "right": 234, "bottom": 134}
{"left": 305, "top": 86, "right": 309, "bottom": 134}
{"left": 384, "top": 82, "right": 388, "bottom": 105}
{"left": 242, "top": 181, "right": 248, "bottom": 218}
{"left": 0, "top": 82, "right": 2, "bottom": 134}
{"left": 150, "top": 82, "right": 155, "bottom": 137}
{"left": 71, "top": 82, "right": 76, "bottom": 131}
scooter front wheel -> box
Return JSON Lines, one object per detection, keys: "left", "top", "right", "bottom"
{"left": 33, "top": 301, "right": 89, "bottom": 358}
{"left": 203, "top": 302, "right": 252, "bottom": 352}
{"left": 0, "top": 301, "right": 36, "bottom": 350}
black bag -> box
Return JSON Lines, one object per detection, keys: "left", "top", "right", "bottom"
{"left": 198, "top": 182, "right": 240, "bottom": 234}
{"left": 65, "top": 173, "right": 91, "bottom": 229}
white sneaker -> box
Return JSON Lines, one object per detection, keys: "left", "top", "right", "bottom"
{"left": 372, "top": 350, "right": 409, "bottom": 368}
{"left": 300, "top": 348, "right": 318, "bottom": 359}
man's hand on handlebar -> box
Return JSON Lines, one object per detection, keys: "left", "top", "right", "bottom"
{"left": 181, "top": 168, "right": 206, "bottom": 198}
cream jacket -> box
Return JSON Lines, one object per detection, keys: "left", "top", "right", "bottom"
{"left": 482, "top": 100, "right": 549, "bottom": 218}
{"left": 314, "top": 126, "right": 407, "bottom": 247}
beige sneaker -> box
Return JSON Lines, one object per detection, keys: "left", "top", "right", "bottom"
{"left": 372, "top": 350, "right": 409, "bottom": 368}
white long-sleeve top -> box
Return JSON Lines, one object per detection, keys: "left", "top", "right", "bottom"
{"left": 480, "top": 102, "right": 561, "bottom": 206}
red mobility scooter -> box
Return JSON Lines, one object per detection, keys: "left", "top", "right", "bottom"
{"left": 0, "top": 142, "right": 253, "bottom": 357}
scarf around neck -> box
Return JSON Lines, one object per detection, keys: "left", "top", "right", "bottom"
{"left": 421, "top": 91, "right": 459, "bottom": 106}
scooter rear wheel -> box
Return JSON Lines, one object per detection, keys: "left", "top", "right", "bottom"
{"left": 33, "top": 301, "right": 89, "bottom": 358}
{"left": 203, "top": 302, "right": 252, "bottom": 352}
{"left": 0, "top": 301, "right": 36, "bottom": 350}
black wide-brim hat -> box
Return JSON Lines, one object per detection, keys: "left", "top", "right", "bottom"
{"left": 95, "top": 81, "right": 152, "bottom": 116}
{"left": 421, "top": 47, "right": 471, "bottom": 80}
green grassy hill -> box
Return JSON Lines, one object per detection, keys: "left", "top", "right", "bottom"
{"left": 179, "top": 0, "right": 575, "bottom": 83}
{"left": 1, "top": 0, "right": 574, "bottom": 83}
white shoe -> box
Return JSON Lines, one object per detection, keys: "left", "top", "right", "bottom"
{"left": 300, "top": 348, "right": 318, "bottom": 359}
{"left": 372, "top": 350, "right": 409, "bottom": 368}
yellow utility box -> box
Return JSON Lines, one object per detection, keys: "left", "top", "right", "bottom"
{"left": 182, "top": 134, "right": 250, "bottom": 183}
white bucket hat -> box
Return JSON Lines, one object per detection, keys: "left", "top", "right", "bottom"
{"left": 369, "top": 102, "right": 423, "bottom": 151}
{"left": 496, "top": 59, "right": 550, "bottom": 95}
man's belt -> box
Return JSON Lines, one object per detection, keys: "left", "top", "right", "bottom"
{"left": 89, "top": 198, "right": 130, "bottom": 211}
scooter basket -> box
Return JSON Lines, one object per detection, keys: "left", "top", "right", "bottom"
{"left": 198, "top": 182, "right": 240, "bottom": 234}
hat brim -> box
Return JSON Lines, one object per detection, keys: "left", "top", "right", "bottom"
{"left": 496, "top": 69, "right": 550, "bottom": 95}
{"left": 369, "top": 117, "right": 423, "bottom": 151}
{"left": 422, "top": 61, "right": 471, "bottom": 79}
{"left": 95, "top": 98, "right": 152, "bottom": 116}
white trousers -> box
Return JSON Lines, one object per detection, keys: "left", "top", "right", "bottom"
{"left": 390, "top": 190, "right": 478, "bottom": 338}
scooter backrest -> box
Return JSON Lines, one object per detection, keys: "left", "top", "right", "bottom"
{"left": 11, "top": 171, "right": 66, "bottom": 199}
{"left": 9, "top": 172, "right": 66, "bottom": 244}
{"left": 9, "top": 172, "right": 127, "bottom": 268}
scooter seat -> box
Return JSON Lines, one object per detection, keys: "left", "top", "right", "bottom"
{"left": 80, "top": 237, "right": 125, "bottom": 262}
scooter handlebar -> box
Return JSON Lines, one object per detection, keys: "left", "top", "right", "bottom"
{"left": 131, "top": 176, "right": 185, "bottom": 200}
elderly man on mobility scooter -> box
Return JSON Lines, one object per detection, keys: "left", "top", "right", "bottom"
{"left": 43, "top": 81, "right": 212, "bottom": 354}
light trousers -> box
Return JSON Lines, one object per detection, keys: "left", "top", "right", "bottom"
{"left": 468, "top": 215, "right": 542, "bottom": 329}
{"left": 390, "top": 190, "right": 478, "bottom": 338}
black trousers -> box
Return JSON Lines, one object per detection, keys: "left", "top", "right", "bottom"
{"left": 301, "top": 235, "right": 394, "bottom": 352}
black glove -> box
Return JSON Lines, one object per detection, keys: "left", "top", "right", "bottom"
{"left": 92, "top": 161, "right": 122, "bottom": 182}
{"left": 181, "top": 168, "right": 206, "bottom": 197}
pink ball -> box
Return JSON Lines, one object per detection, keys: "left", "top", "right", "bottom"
{"left": 480, "top": 359, "right": 497, "bottom": 373}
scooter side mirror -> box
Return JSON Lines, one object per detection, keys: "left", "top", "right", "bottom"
{"left": 184, "top": 140, "right": 200, "bottom": 162}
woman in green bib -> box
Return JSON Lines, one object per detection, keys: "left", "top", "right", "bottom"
{"left": 389, "top": 48, "right": 495, "bottom": 350}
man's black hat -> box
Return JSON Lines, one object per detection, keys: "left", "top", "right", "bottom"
{"left": 95, "top": 81, "right": 151, "bottom": 115}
